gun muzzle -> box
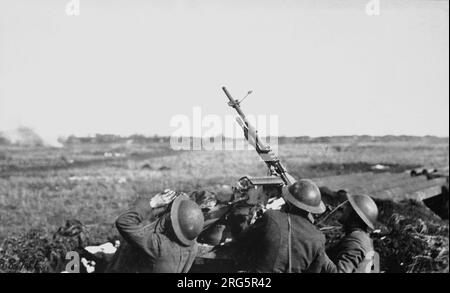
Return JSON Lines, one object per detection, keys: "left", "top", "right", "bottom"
{"left": 222, "top": 86, "right": 234, "bottom": 102}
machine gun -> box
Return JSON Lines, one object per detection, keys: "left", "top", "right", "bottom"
{"left": 221, "top": 86, "right": 296, "bottom": 205}
{"left": 198, "top": 87, "right": 298, "bottom": 242}
{"left": 222, "top": 86, "right": 296, "bottom": 188}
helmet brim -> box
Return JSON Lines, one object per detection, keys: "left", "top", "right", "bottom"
{"left": 282, "top": 185, "right": 326, "bottom": 214}
{"left": 170, "top": 194, "right": 197, "bottom": 246}
{"left": 347, "top": 194, "right": 375, "bottom": 230}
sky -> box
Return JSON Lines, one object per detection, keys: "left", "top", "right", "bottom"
{"left": 0, "top": 0, "right": 448, "bottom": 139}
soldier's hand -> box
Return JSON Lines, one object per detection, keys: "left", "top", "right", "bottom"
{"left": 149, "top": 189, "right": 177, "bottom": 209}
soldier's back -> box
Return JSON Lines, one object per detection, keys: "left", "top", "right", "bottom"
{"left": 253, "top": 209, "right": 326, "bottom": 273}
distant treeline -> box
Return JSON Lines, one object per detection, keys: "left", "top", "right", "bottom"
{"left": 64, "top": 134, "right": 169, "bottom": 145}
{"left": 277, "top": 135, "right": 449, "bottom": 144}
{"left": 0, "top": 132, "right": 448, "bottom": 147}
{"left": 62, "top": 134, "right": 450, "bottom": 145}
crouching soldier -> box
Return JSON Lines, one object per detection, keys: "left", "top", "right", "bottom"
{"left": 327, "top": 194, "right": 379, "bottom": 273}
{"left": 105, "top": 190, "right": 204, "bottom": 273}
{"left": 237, "top": 179, "right": 336, "bottom": 273}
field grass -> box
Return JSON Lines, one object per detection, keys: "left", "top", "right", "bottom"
{"left": 0, "top": 137, "right": 448, "bottom": 243}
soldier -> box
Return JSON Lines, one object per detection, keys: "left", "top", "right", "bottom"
{"left": 326, "top": 194, "right": 379, "bottom": 273}
{"left": 237, "top": 179, "right": 336, "bottom": 273}
{"left": 106, "top": 190, "right": 204, "bottom": 273}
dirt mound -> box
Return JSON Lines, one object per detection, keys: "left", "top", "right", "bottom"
{"left": 374, "top": 211, "right": 448, "bottom": 273}
{"left": 374, "top": 199, "right": 448, "bottom": 273}
{"left": 294, "top": 162, "right": 421, "bottom": 178}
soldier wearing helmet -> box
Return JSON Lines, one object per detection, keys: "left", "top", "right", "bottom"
{"left": 106, "top": 190, "right": 204, "bottom": 273}
{"left": 237, "top": 179, "right": 336, "bottom": 273}
{"left": 326, "top": 193, "right": 379, "bottom": 273}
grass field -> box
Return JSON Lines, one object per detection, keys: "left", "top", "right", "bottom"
{"left": 0, "top": 137, "right": 448, "bottom": 242}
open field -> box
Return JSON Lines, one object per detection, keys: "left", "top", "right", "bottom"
{"left": 0, "top": 136, "right": 448, "bottom": 272}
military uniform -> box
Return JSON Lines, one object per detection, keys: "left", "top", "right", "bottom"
{"left": 327, "top": 229, "right": 376, "bottom": 273}
{"left": 105, "top": 197, "right": 198, "bottom": 273}
{"left": 239, "top": 209, "right": 336, "bottom": 273}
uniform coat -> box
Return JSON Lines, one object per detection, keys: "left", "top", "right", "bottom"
{"left": 239, "top": 209, "right": 336, "bottom": 273}
{"left": 327, "top": 229, "right": 375, "bottom": 273}
{"left": 105, "top": 198, "right": 198, "bottom": 273}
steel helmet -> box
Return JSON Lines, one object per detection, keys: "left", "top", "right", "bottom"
{"left": 282, "top": 179, "right": 326, "bottom": 214}
{"left": 347, "top": 194, "right": 378, "bottom": 230}
{"left": 170, "top": 194, "right": 204, "bottom": 246}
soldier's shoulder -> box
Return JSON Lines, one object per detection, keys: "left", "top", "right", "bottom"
{"left": 348, "top": 230, "right": 371, "bottom": 241}
{"left": 306, "top": 224, "right": 326, "bottom": 243}
{"left": 344, "top": 230, "right": 373, "bottom": 252}
{"left": 291, "top": 214, "right": 326, "bottom": 243}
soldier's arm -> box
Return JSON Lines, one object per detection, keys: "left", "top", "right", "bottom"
{"left": 115, "top": 197, "right": 163, "bottom": 260}
{"left": 332, "top": 234, "right": 367, "bottom": 273}
{"left": 311, "top": 246, "right": 338, "bottom": 273}
{"left": 333, "top": 246, "right": 365, "bottom": 273}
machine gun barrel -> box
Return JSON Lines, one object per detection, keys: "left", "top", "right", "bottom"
{"left": 221, "top": 86, "right": 295, "bottom": 185}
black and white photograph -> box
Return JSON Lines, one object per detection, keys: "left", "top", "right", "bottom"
{"left": 0, "top": 0, "right": 448, "bottom": 279}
